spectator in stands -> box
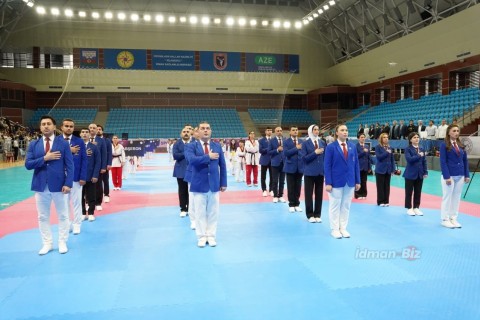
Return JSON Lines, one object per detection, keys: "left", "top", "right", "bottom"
{"left": 301, "top": 124, "right": 326, "bottom": 223}
{"left": 235, "top": 140, "right": 246, "bottom": 182}
{"left": 13, "top": 135, "right": 20, "bottom": 161}
{"left": 354, "top": 133, "right": 371, "bottom": 200}
{"left": 399, "top": 120, "right": 407, "bottom": 139}
{"left": 325, "top": 131, "right": 335, "bottom": 144}
{"left": 426, "top": 120, "right": 437, "bottom": 141}
{"left": 437, "top": 119, "right": 448, "bottom": 140}
{"left": 391, "top": 120, "right": 400, "bottom": 140}
{"left": 259, "top": 128, "right": 273, "bottom": 197}
{"left": 245, "top": 131, "right": 260, "bottom": 187}
{"left": 417, "top": 120, "right": 427, "bottom": 139}
{"left": 97, "top": 125, "right": 112, "bottom": 204}
{"left": 369, "top": 124, "right": 375, "bottom": 139}
{"left": 269, "top": 127, "right": 286, "bottom": 203}
{"left": 357, "top": 124, "right": 364, "bottom": 137}
{"left": 283, "top": 126, "right": 304, "bottom": 213}
{"left": 324, "top": 124, "right": 360, "bottom": 239}
{"left": 406, "top": 120, "right": 417, "bottom": 137}
{"left": 403, "top": 132, "right": 428, "bottom": 216}
{"left": 439, "top": 124, "right": 470, "bottom": 229}
{"left": 375, "top": 133, "right": 395, "bottom": 207}
{"left": 363, "top": 124, "right": 370, "bottom": 139}
{"left": 374, "top": 123, "right": 382, "bottom": 139}
{"left": 111, "top": 135, "right": 125, "bottom": 191}
{"left": 383, "top": 122, "right": 391, "bottom": 136}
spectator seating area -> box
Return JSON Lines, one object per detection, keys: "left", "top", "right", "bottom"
{"left": 248, "top": 108, "right": 315, "bottom": 127}
{"left": 28, "top": 108, "right": 97, "bottom": 127}
{"left": 347, "top": 87, "right": 480, "bottom": 137}
{"left": 105, "top": 108, "right": 246, "bottom": 138}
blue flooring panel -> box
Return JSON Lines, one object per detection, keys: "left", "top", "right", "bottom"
{"left": 1, "top": 154, "right": 479, "bottom": 320}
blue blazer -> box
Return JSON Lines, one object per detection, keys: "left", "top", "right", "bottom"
{"left": 403, "top": 145, "right": 428, "bottom": 180}
{"left": 283, "top": 137, "right": 304, "bottom": 174}
{"left": 104, "top": 137, "right": 113, "bottom": 167}
{"left": 258, "top": 137, "right": 271, "bottom": 166}
{"left": 172, "top": 139, "right": 189, "bottom": 179}
{"left": 324, "top": 141, "right": 360, "bottom": 188}
{"left": 25, "top": 136, "right": 74, "bottom": 192}
{"left": 439, "top": 142, "right": 470, "bottom": 179}
{"left": 301, "top": 138, "right": 325, "bottom": 177}
{"left": 268, "top": 137, "right": 285, "bottom": 167}
{"left": 356, "top": 142, "right": 372, "bottom": 172}
{"left": 374, "top": 145, "right": 396, "bottom": 174}
{"left": 94, "top": 136, "right": 107, "bottom": 171}
{"left": 186, "top": 140, "right": 227, "bottom": 193}
{"left": 183, "top": 140, "right": 197, "bottom": 183}
{"left": 85, "top": 142, "right": 101, "bottom": 181}
{"left": 67, "top": 135, "right": 87, "bottom": 182}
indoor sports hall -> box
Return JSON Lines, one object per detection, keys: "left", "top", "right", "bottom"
{"left": 1, "top": 0, "right": 480, "bottom": 319}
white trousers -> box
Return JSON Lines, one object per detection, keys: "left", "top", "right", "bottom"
{"left": 188, "top": 183, "right": 195, "bottom": 224}
{"left": 35, "top": 185, "right": 70, "bottom": 245}
{"left": 235, "top": 162, "right": 245, "bottom": 182}
{"left": 440, "top": 175, "right": 464, "bottom": 221}
{"left": 69, "top": 181, "right": 83, "bottom": 227}
{"left": 193, "top": 191, "right": 219, "bottom": 240}
{"left": 328, "top": 184, "right": 355, "bottom": 231}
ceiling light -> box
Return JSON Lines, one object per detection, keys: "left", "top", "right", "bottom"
{"left": 273, "top": 20, "right": 281, "bottom": 28}
{"left": 250, "top": 19, "right": 257, "bottom": 26}
{"left": 105, "top": 12, "right": 113, "bottom": 19}
{"left": 324, "top": 5, "right": 329, "bottom": 10}
{"left": 78, "top": 11, "right": 86, "bottom": 17}
{"left": 302, "top": 19, "right": 309, "bottom": 25}
{"left": 180, "top": 16, "right": 187, "bottom": 23}
{"left": 36, "top": 6, "right": 46, "bottom": 14}
{"left": 318, "top": 9, "right": 323, "bottom": 14}
{"left": 92, "top": 12, "right": 100, "bottom": 19}
{"left": 201, "top": 17, "right": 210, "bottom": 25}
{"left": 214, "top": 18, "right": 221, "bottom": 24}
{"left": 261, "top": 20, "right": 269, "bottom": 26}
{"left": 294, "top": 21, "right": 302, "bottom": 29}
{"left": 283, "top": 21, "right": 291, "bottom": 29}
{"left": 26, "top": 1, "right": 34, "bottom": 8}
{"left": 156, "top": 15, "right": 164, "bottom": 22}
{"left": 118, "top": 12, "right": 126, "bottom": 20}
{"left": 168, "top": 16, "right": 176, "bottom": 23}
{"left": 329, "top": 0, "right": 336, "bottom": 5}
{"left": 64, "top": 9, "right": 73, "bottom": 17}
{"left": 51, "top": 8, "right": 60, "bottom": 15}
{"left": 238, "top": 18, "right": 246, "bottom": 26}
{"left": 189, "top": 16, "right": 198, "bottom": 24}
{"left": 131, "top": 13, "right": 139, "bottom": 21}
{"left": 313, "top": 13, "right": 318, "bottom": 18}
{"left": 308, "top": 16, "right": 314, "bottom": 21}
{"left": 226, "top": 17, "right": 234, "bottom": 26}
{"left": 143, "top": 14, "right": 151, "bottom": 22}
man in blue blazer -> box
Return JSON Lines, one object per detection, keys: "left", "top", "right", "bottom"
{"left": 61, "top": 119, "right": 87, "bottom": 234}
{"left": 324, "top": 125, "right": 360, "bottom": 239}
{"left": 185, "top": 122, "right": 227, "bottom": 248}
{"left": 283, "top": 126, "right": 304, "bottom": 213}
{"left": 97, "top": 125, "right": 113, "bottom": 203}
{"left": 173, "top": 126, "right": 191, "bottom": 218}
{"left": 25, "top": 115, "right": 74, "bottom": 255}
{"left": 89, "top": 123, "right": 107, "bottom": 211}
{"left": 80, "top": 128, "right": 101, "bottom": 222}
{"left": 354, "top": 133, "right": 372, "bottom": 199}
{"left": 268, "top": 127, "right": 286, "bottom": 203}
{"left": 259, "top": 127, "right": 273, "bottom": 197}
{"left": 184, "top": 127, "right": 199, "bottom": 230}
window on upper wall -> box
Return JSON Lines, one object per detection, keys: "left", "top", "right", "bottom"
{"left": 1, "top": 51, "right": 73, "bottom": 69}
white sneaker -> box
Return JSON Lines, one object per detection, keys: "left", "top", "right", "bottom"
{"left": 331, "top": 230, "right": 342, "bottom": 239}
{"left": 96, "top": 205, "right": 103, "bottom": 211}
{"left": 379, "top": 204, "right": 385, "bottom": 207}
{"left": 88, "top": 215, "right": 96, "bottom": 222}
{"left": 82, "top": 214, "right": 87, "bottom": 221}
{"left": 247, "top": 184, "right": 252, "bottom": 187}
{"left": 308, "top": 217, "right": 316, "bottom": 223}
{"left": 73, "top": 225, "right": 81, "bottom": 235}
{"left": 278, "top": 197, "right": 286, "bottom": 203}
{"left": 207, "top": 237, "right": 217, "bottom": 247}
{"left": 450, "top": 218, "right": 462, "bottom": 228}
{"left": 273, "top": 197, "right": 279, "bottom": 203}
{"left": 407, "top": 208, "right": 415, "bottom": 216}
{"left": 58, "top": 242, "right": 68, "bottom": 254}
{"left": 180, "top": 211, "right": 187, "bottom": 218}
{"left": 38, "top": 244, "right": 53, "bottom": 255}
{"left": 104, "top": 196, "right": 110, "bottom": 203}
{"left": 441, "top": 220, "right": 455, "bottom": 229}
{"left": 340, "top": 229, "right": 350, "bottom": 238}
{"left": 262, "top": 191, "right": 268, "bottom": 197}
{"left": 385, "top": 203, "right": 390, "bottom": 207}
{"left": 413, "top": 208, "right": 423, "bottom": 216}
{"left": 197, "top": 237, "right": 207, "bottom": 248}
{"left": 190, "top": 221, "right": 196, "bottom": 230}
{"left": 294, "top": 206, "right": 303, "bottom": 212}
{"left": 270, "top": 191, "right": 274, "bottom": 197}
{"left": 288, "top": 207, "right": 295, "bottom": 213}
{"left": 315, "top": 217, "right": 322, "bottom": 223}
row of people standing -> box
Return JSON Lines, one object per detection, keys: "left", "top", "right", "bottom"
{"left": 359, "top": 119, "right": 450, "bottom": 140}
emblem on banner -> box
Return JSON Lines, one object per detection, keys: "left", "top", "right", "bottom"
{"left": 117, "top": 50, "right": 135, "bottom": 69}
{"left": 214, "top": 53, "right": 227, "bottom": 70}
{"left": 80, "top": 50, "right": 98, "bottom": 68}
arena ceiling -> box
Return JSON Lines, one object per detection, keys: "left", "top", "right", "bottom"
{"left": 1, "top": 0, "right": 478, "bottom": 65}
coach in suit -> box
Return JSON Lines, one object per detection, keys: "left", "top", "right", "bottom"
{"left": 97, "top": 125, "right": 113, "bottom": 203}
{"left": 283, "top": 126, "right": 304, "bottom": 213}
{"left": 259, "top": 127, "right": 273, "bottom": 197}
{"left": 173, "top": 126, "right": 191, "bottom": 217}
{"left": 80, "top": 128, "right": 101, "bottom": 222}
{"left": 89, "top": 123, "right": 107, "bottom": 210}
{"left": 186, "top": 122, "right": 227, "bottom": 248}
{"left": 25, "top": 115, "right": 74, "bottom": 255}
{"left": 354, "top": 133, "right": 371, "bottom": 199}
{"left": 61, "top": 119, "right": 87, "bottom": 234}
{"left": 403, "top": 132, "right": 428, "bottom": 216}
{"left": 324, "top": 124, "right": 360, "bottom": 239}
{"left": 184, "top": 127, "right": 199, "bottom": 230}
{"left": 268, "top": 127, "right": 286, "bottom": 203}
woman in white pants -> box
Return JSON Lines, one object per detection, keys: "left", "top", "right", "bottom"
{"left": 235, "top": 140, "right": 246, "bottom": 182}
{"left": 439, "top": 124, "right": 470, "bottom": 228}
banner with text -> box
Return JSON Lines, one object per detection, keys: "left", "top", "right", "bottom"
{"left": 80, "top": 49, "right": 99, "bottom": 69}
{"left": 152, "top": 50, "right": 195, "bottom": 70}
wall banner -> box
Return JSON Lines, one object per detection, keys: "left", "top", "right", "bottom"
{"left": 199, "top": 51, "right": 241, "bottom": 72}
{"left": 151, "top": 50, "right": 195, "bottom": 70}
{"left": 79, "top": 49, "right": 98, "bottom": 69}
{"left": 104, "top": 49, "right": 147, "bottom": 70}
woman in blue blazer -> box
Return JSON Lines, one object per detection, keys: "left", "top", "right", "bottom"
{"left": 403, "top": 132, "right": 428, "bottom": 216}
{"left": 374, "top": 133, "right": 396, "bottom": 206}
{"left": 439, "top": 124, "right": 470, "bottom": 228}
{"left": 354, "top": 133, "right": 371, "bottom": 199}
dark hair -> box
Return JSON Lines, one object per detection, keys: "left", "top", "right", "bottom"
{"left": 62, "top": 118, "right": 75, "bottom": 125}
{"left": 97, "top": 125, "right": 104, "bottom": 130}
{"left": 80, "top": 127, "right": 89, "bottom": 132}
{"left": 239, "top": 139, "right": 245, "bottom": 144}
{"left": 407, "top": 132, "right": 419, "bottom": 145}
{"left": 290, "top": 126, "right": 298, "bottom": 130}
{"left": 444, "top": 124, "right": 464, "bottom": 151}
{"left": 40, "top": 115, "right": 56, "bottom": 125}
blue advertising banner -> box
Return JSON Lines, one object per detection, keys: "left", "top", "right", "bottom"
{"left": 122, "top": 140, "right": 145, "bottom": 157}
{"left": 199, "top": 51, "right": 241, "bottom": 72}
{"left": 79, "top": 48, "right": 99, "bottom": 69}
{"left": 246, "top": 53, "right": 285, "bottom": 72}
{"left": 288, "top": 54, "right": 300, "bottom": 74}
{"left": 104, "top": 49, "right": 147, "bottom": 70}
{"left": 152, "top": 50, "right": 195, "bottom": 70}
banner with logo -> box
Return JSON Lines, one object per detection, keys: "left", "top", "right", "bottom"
{"left": 152, "top": 50, "right": 195, "bottom": 70}
{"left": 122, "top": 140, "right": 146, "bottom": 156}
{"left": 104, "top": 49, "right": 147, "bottom": 70}
{"left": 199, "top": 51, "right": 241, "bottom": 72}
{"left": 80, "top": 49, "right": 99, "bottom": 68}
{"left": 246, "top": 53, "right": 284, "bottom": 72}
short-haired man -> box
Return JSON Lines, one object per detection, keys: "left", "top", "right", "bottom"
{"left": 80, "top": 128, "right": 101, "bottom": 222}
{"left": 25, "top": 115, "right": 74, "bottom": 255}
{"left": 258, "top": 127, "right": 274, "bottom": 197}
{"left": 185, "top": 122, "right": 227, "bottom": 247}
{"left": 61, "top": 119, "right": 87, "bottom": 234}
{"left": 184, "top": 127, "right": 200, "bottom": 230}
{"left": 97, "top": 125, "right": 112, "bottom": 203}
{"left": 283, "top": 126, "right": 304, "bottom": 212}
{"left": 88, "top": 123, "right": 107, "bottom": 212}
{"left": 173, "top": 126, "right": 191, "bottom": 218}
{"left": 268, "top": 126, "right": 286, "bottom": 203}
{"left": 437, "top": 119, "right": 448, "bottom": 140}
